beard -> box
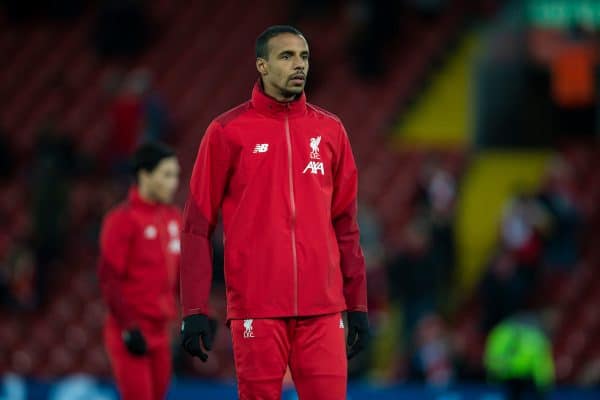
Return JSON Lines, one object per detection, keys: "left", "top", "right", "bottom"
{"left": 278, "top": 81, "right": 304, "bottom": 100}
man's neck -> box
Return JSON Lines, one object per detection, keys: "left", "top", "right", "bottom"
{"left": 262, "top": 81, "right": 296, "bottom": 102}
{"left": 137, "top": 186, "right": 156, "bottom": 204}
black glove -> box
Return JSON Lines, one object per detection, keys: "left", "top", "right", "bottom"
{"left": 346, "top": 311, "right": 370, "bottom": 360}
{"left": 122, "top": 328, "right": 147, "bottom": 356}
{"left": 180, "top": 314, "right": 216, "bottom": 362}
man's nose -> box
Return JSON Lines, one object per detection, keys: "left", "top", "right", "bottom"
{"left": 293, "top": 57, "right": 306, "bottom": 70}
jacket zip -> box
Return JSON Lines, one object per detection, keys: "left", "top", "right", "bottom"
{"left": 284, "top": 113, "right": 299, "bottom": 316}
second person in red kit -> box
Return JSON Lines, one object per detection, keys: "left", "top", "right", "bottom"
{"left": 98, "top": 142, "right": 181, "bottom": 400}
{"left": 180, "top": 25, "right": 370, "bottom": 399}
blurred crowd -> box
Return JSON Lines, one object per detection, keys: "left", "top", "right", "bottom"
{"left": 482, "top": 157, "right": 580, "bottom": 333}
{"left": 366, "top": 156, "right": 460, "bottom": 385}
{"left": 0, "top": 118, "right": 80, "bottom": 311}
{"left": 0, "top": 62, "right": 172, "bottom": 309}
{"left": 357, "top": 151, "right": 584, "bottom": 395}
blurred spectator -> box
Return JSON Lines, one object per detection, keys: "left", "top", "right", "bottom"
{"left": 0, "top": 125, "right": 15, "bottom": 180}
{"left": 386, "top": 157, "right": 458, "bottom": 343}
{"left": 484, "top": 313, "right": 555, "bottom": 400}
{"left": 410, "top": 313, "right": 455, "bottom": 386}
{"left": 107, "top": 72, "right": 145, "bottom": 172}
{"left": 427, "top": 167, "right": 456, "bottom": 217}
{"left": 501, "top": 192, "right": 548, "bottom": 280}
{"left": 387, "top": 215, "right": 442, "bottom": 341}
{"left": 481, "top": 188, "right": 553, "bottom": 332}
{"left": 92, "top": 0, "right": 151, "bottom": 58}
{"left": 415, "top": 155, "right": 457, "bottom": 215}
{"left": 30, "top": 119, "right": 78, "bottom": 302}
{"left": 416, "top": 157, "right": 457, "bottom": 308}
{"left": 104, "top": 68, "right": 171, "bottom": 175}
{"left": 0, "top": 242, "right": 37, "bottom": 310}
{"left": 139, "top": 69, "right": 172, "bottom": 143}
{"left": 480, "top": 251, "right": 528, "bottom": 332}
{"left": 429, "top": 214, "right": 456, "bottom": 309}
{"left": 537, "top": 157, "right": 581, "bottom": 270}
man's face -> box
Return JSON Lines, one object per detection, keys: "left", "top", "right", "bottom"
{"left": 141, "top": 157, "right": 180, "bottom": 204}
{"left": 257, "top": 33, "right": 309, "bottom": 99}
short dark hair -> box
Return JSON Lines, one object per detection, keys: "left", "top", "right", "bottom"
{"left": 255, "top": 25, "right": 305, "bottom": 59}
{"left": 132, "top": 141, "right": 175, "bottom": 178}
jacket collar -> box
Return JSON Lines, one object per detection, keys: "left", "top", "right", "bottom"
{"left": 128, "top": 186, "right": 160, "bottom": 210}
{"left": 250, "top": 80, "right": 307, "bottom": 118}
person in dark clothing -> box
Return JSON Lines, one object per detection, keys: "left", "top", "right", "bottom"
{"left": 30, "top": 120, "right": 78, "bottom": 303}
{"left": 480, "top": 251, "right": 529, "bottom": 332}
{"left": 388, "top": 215, "right": 442, "bottom": 342}
{"left": 537, "top": 157, "right": 581, "bottom": 270}
{"left": 410, "top": 313, "right": 455, "bottom": 386}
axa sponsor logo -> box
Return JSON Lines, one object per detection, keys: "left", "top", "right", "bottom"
{"left": 303, "top": 161, "right": 325, "bottom": 175}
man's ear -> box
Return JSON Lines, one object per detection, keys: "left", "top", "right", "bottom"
{"left": 256, "top": 58, "right": 268, "bottom": 76}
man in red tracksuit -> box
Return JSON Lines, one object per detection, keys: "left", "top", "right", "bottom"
{"left": 99, "top": 142, "right": 181, "bottom": 400}
{"left": 180, "top": 25, "right": 370, "bottom": 399}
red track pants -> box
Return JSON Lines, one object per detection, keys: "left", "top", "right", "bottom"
{"left": 230, "top": 312, "right": 347, "bottom": 400}
{"left": 104, "top": 316, "right": 172, "bottom": 400}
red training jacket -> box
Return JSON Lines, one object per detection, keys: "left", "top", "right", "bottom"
{"left": 98, "top": 187, "right": 181, "bottom": 333}
{"left": 181, "top": 82, "right": 367, "bottom": 320}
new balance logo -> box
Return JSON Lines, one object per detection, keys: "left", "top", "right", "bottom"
{"left": 302, "top": 161, "right": 325, "bottom": 175}
{"left": 253, "top": 144, "right": 269, "bottom": 153}
{"left": 243, "top": 319, "right": 255, "bottom": 338}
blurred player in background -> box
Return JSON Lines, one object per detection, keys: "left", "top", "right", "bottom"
{"left": 98, "top": 142, "right": 181, "bottom": 400}
{"left": 180, "top": 25, "right": 369, "bottom": 399}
